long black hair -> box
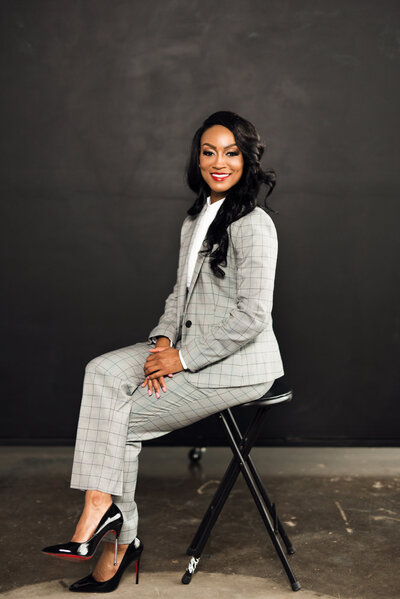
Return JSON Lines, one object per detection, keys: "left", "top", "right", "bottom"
{"left": 185, "top": 110, "right": 277, "bottom": 279}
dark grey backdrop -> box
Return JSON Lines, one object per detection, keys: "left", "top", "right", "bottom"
{"left": 1, "top": 1, "right": 399, "bottom": 445}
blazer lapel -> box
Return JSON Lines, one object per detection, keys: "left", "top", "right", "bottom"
{"left": 176, "top": 217, "right": 196, "bottom": 318}
{"left": 185, "top": 240, "right": 207, "bottom": 309}
{"left": 177, "top": 214, "right": 208, "bottom": 318}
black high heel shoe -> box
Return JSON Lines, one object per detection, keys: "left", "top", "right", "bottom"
{"left": 41, "top": 503, "right": 123, "bottom": 565}
{"left": 69, "top": 537, "right": 143, "bottom": 592}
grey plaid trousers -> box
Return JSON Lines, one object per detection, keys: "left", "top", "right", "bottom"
{"left": 70, "top": 340, "right": 274, "bottom": 544}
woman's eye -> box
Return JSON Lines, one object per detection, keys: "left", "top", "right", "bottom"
{"left": 201, "top": 150, "right": 240, "bottom": 157}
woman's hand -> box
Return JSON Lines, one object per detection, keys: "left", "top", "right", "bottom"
{"left": 141, "top": 337, "right": 182, "bottom": 398}
{"left": 141, "top": 371, "right": 171, "bottom": 398}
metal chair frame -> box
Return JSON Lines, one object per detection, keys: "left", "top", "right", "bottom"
{"left": 181, "top": 380, "right": 301, "bottom": 592}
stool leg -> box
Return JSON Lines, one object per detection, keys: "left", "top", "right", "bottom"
{"left": 224, "top": 409, "right": 296, "bottom": 555}
{"left": 186, "top": 456, "right": 240, "bottom": 557}
{"left": 183, "top": 407, "right": 274, "bottom": 586}
{"left": 219, "top": 412, "right": 301, "bottom": 592}
{"left": 185, "top": 407, "right": 270, "bottom": 558}
{"left": 184, "top": 447, "right": 253, "bottom": 585}
{"left": 247, "top": 459, "right": 295, "bottom": 553}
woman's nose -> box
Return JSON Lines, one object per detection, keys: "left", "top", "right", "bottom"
{"left": 212, "top": 154, "right": 227, "bottom": 168}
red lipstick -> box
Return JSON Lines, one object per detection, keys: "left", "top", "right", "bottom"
{"left": 210, "top": 173, "right": 231, "bottom": 181}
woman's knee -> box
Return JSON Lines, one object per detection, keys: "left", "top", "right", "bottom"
{"left": 84, "top": 342, "right": 150, "bottom": 379}
{"left": 85, "top": 352, "right": 110, "bottom": 374}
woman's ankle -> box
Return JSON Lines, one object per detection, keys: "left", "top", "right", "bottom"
{"left": 103, "top": 541, "right": 129, "bottom": 552}
{"left": 71, "top": 492, "right": 113, "bottom": 542}
{"left": 84, "top": 490, "right": 112, "bottom": 509}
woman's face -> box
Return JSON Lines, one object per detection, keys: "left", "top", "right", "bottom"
{"left": 199, "top": 125, "right": 244, "bottom": 202}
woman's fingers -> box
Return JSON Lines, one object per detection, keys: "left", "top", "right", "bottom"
{"left": 141, "top": 374, "right": 173, "bottom": 396}
{"left": 141, "top": 376, "right": 165, "bottom": 397}
{"left": 153, "top": 375, "right": 170, "bottom": 397}
{"left": 141, "top": 376, "right": 155, "bottom": 393}
{"left": 153, "top": 378, "right": 161, "bottom": 398}
{"left": 159, "top": 376, "right": 167, "bottom": 393}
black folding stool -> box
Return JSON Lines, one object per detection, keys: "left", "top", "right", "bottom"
{"left": 181, "top": 377, "right": 301, "bottom": 592}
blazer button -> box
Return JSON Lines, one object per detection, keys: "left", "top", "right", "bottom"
{"left": 185, "top": 320, "right": 192, "bottom": 328}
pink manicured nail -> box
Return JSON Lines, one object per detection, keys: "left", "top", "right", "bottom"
{"left": 148, "top": 390, "right": 151, "bottom": 396}
{"left": 156, "top": 392, "right": 160, "bottom": 399}
{"left": 162, "top": 387, "right": 166, "bottom": 392}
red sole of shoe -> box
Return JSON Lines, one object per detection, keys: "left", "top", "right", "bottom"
{"left": 41, "top": 552, "right": 92, "bottom": 562}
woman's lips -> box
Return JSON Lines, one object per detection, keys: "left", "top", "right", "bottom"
{"left": 210, "top": 173, "right": 231, "bottom": 181}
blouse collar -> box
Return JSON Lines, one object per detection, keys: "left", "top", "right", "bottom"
{"left": 206, "top": 195, "right": 226, "bottom": 208}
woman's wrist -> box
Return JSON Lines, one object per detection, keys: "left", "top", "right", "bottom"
{"left": 155, "top": 336, "right": 171, "bottom": 347}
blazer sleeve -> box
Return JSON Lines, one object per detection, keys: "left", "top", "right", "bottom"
{"left": 147, "top": 216, "right": 190, "bottom": 345}
{"left": 179, "top": 210, "right": 278, "bottom": 371}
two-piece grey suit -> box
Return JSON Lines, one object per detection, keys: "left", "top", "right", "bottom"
{"left": 70, "top": 204, "right": 284, "bottom": 544}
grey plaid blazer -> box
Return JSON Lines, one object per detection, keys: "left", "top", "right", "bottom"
{"left": 148, "top": 205, "right": 284, "bottom": 388}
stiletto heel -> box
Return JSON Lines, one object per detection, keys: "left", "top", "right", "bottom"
{"left": 41, "top": 503, "right": 123, "bottom": 562}
{"left": 136, "top": 555, "right": 141, "bottom": 584}
{"left": 69, "top": 537, "right": 144, "bottom": 592}
{"left": 113, "top": 533, "right": 118, "bottom": 567}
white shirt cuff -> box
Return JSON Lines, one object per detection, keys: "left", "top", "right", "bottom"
{"left": 179, "top": 349, "right": 188, "bottom": 370}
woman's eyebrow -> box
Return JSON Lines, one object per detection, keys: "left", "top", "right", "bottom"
{"left": 201, "top": 142, "right": 238, "bottom": 149}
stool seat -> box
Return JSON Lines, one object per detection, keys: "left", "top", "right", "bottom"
{"left": 241, "top": 377, "right": 293, "bottom": 407}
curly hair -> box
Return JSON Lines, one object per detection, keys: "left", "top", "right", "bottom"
{"left": 185, "top": 110, "right": 277, "bottom": 279}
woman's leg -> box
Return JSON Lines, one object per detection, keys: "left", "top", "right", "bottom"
{"left": 90, "top": 370, "right": 273, "bottom": 580}
{"left": 70, "top": 342, "right": 151, "bottom": 497}
{"left": 110, "top": 371, "right": 274, "bottom": 542}
{"left": 97, "top": 371, "right": 272, "bottom": 581}
{"left": 126, "top": 372, "right": 273, "bottom": 444}
{"left": 68, "top": 338, "right": 273, "bottom": 580}
{"left": 67, "top": 341, "right": 153, "bottom": 581}
{"left": 69, "top": 342, "right": 150, "bottom": 554}
{"left": 89, "top": 443, "right": 142, "bottom": 582}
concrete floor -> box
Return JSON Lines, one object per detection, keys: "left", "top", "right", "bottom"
{"left": 0, "top": 446, "right": 399, "bottom": 598}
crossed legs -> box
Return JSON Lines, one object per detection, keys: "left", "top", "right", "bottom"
{"left": 68, "top": 341, "right": 273, "bottom": 581}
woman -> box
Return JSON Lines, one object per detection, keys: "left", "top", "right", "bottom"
{"left": 42, "top": 110, "right": 284, "bottom": 592}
